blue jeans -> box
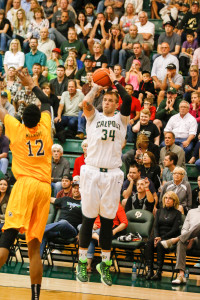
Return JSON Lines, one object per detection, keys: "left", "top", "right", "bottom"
{"left": 87, "top": 228, "right": 100, "bottom": 259}
{"left": 51, "top": 181, "right": 62, "bottom": 197}
{"left": 49, "top": 28, "right": 67, "bottom": 47}
{"left": 55, "top": 116, "right": 78, "bottom": 132}
{"left": 118, "top": 49, "right": 132, "bottom": 69}
{"left": 104, "top": 49, "right": 119, "bottom": 67}
{"left": 0, "top": 33, "right": 11, "bottom": 52}
{"left": 96, "top": 0, "right": 105, "bottom": 13}
{"left": 195, "top": 159, "right": 200, "bottom": 172}
{"left": 0, "top": 158, "right": 8, "bottom": 174}
{"left": 40, "top": 219, "right": 77, "bottom": 257}
{"left": 126, "top": 124, "right": 135, "bottom": 143}
{"left": 77, "top": 110, "right": 86, "bottom": 133}
{"left": 0, "top": 0, "right": 5, "bottom": 9}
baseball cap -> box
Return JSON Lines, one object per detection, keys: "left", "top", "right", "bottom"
{"left": 164, "top": 21, "right": 174, "bottom": 27}
{"left": 72, "top": 181, "right": 80, "bottom": 187}
{"left": 182, "top": 3, "right": 190, "bottom": 8}
{"left": 166, "top": 63, "right": 176, "bottom": 70}
{"left": 84, "top": 54, "right": 93, "bottom": 61}
{"left": 192, "top": 1, "right": 199, "bottom": 6}
{"left": 52, "top": 48, "right": 61, "bottom": 54}
{"left": 62, "top": 174, "right": 73, "bottom": 181}
{"left": 167, "top": 87, "right": 177, "bottom": 94}
{"left": 1, "top": 91, "right": 7, "bottom": 97}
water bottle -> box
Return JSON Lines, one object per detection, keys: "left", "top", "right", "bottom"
{"left": 185, "top": 268, "right": 189, "bottom": 279}
{"left": 132, "top": 262, "right": 137, "bottom": 283}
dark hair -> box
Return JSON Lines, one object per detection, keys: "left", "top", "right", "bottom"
{"left": 129, "top": 164, "right": 141, "bottom": 173}
{"left": 23, "top": 104, "right": 41, "bottom": 128}
{"left": 77, "top": 11, "right": 87, "bottom": 26}
{"left": 0, "top": 178, "right": 11, "bottom": 206}
{"left": 57, "top": 65, "right": 65, "bottom": 70}
{"left": 125, "top": 83, "right": 134, "bottom": 90}
{"left": 30, "top": 37, "right": 38, "bottom": 43}
{"left": 165, "top": 152, "right": 178, "bottom": 166}
{"left": 62, "top": 174, "right": 73, "bottom": 181}
{"left": 41, "top": 82, "right": 55, "bottom": 94}
{"left": 32, "top": 63, "right": 42, "bottom": 68}
{"left": 164, "top": 131, "right": 175, "bottom": 139}
{"left": 114, "top": 64, "right": 122, "bottom": 70}
{"left": 143, "top": 151, "right": 157, "bottom": 167}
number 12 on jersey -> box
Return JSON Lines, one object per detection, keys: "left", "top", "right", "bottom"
{"left": 27, "top": 139, "right": 45, "bottom": 157}
{"left": 101, "top": 129, "right": 115, "bottom": 141}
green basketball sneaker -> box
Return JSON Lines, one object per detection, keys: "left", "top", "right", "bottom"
{"left": 76, "top": 258, "right": 88, "bottom": 283}
{"left": 96, "top": 260, "right": 112, "bottom": 286}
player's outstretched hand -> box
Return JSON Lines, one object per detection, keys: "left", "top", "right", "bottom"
{"left": 17, "top": 68, "right": 35, "bottom": 90}
{"left": 109, "top": 67, "right": 117, "bottom": 83}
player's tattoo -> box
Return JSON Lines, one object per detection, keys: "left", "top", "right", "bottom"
{"left": 86, "top": 102, "right": 93, "bottom": 111}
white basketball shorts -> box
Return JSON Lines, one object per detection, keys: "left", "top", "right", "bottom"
{"left": 80, "top": 165, "right": 124, "bottom": 219}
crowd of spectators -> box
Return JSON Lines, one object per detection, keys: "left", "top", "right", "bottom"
{"left": 1, "top": 0, "right": 200, "bottom": 285}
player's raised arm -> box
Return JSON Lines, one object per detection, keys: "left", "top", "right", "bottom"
{"left": 17, "top": 69, "right": 51, "bottom": 114}
{"left": 109, "top": 68, "right": 132, "bottom": 117}
{"left": 82, "top": 83, "right": 101, "bottom": 119}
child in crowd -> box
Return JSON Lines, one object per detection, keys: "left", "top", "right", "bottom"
{"left": 141, "top": 97, "right": 156, "bottom": 121}
{"left": 179, "top": 30, "right": 198, "bottom": 76}
{"left": 125, "top": 59, "right": 142, "bottom": 93}
{"left": 112, "top": 64, "right": 125, "bottom": 89}
{"left": 138, "top": 71, "right": 156, "bottom": 104}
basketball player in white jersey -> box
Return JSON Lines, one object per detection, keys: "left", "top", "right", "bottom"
{"left": 76, "top": 69, "right": 132, "bottom": 286}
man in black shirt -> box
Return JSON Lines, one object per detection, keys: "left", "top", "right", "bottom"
{"left": 125, "top": 178, "right": 155, "bottom": 213}
{"left": 50, "top": 65, "right": 68, "bottom": 100}
{"left": 49, "top": 11, "right": 75, "bottom": 47}
{"left": 177, "top": 1, "right": 200, "bottom": 39}
{"left": 40, "top": 181, "right": 82, "bottom": 257}
{"left": 132, "top": 108, "right": 160, "bottom": 145}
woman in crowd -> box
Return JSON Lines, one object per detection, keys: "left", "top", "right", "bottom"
{"left": 105, "top": 5, "right": 119, "bottom": 25}
{"left": 41, "top": 0, "right": 57, "bottom": 24}
{"left": 64, "top": 56, "right": 77, "bottom": 79}
{"left": 5, "top": 67, "right": 21, "bottom": 99}
{"left": 27, "top": 0, "right": 41, "bottom": 22}
{"left": 27, "top": 7, "right": 49, "bottom": 40}
{"left": 120, "top": 3, "right": 137, "bottom": 37}
{"left": 73, "top": 139, "right": 88, "bottom": 177}
{"left": 0, "top": 9, "right": 12, "bottom": 54}
{"left": 92, "top": 42, "right": 108, "bottom": 70}
{"left": 104, "top": 25, "right": 123, "bottom": 68}
{"left": 145, "top": 191, "right": 181, "bottom": 280}
{"left": 41, "top": 82, "right": 59, "bottom": 119}
{"left": 0, "top": 178, "right": 11, "bottom": 231}
{"left": 151, "top": 0, "right": 165, "bottom": 19}
{"left": 184, "top": 65, "right": 200, "bottom": 103}
{"left": 85, "top": 3, "right": 95, "bottom": 24}
{"left": 125, "top": 59, "right": 142, "bottom": 92}
{"left": 45, "top": 48, "right": 63, "bottom": 80}
{"left": 3, "top": 39, "right": 25, "bottom": 74}
{"left": 13, "top": 8, "right": 30, "bottom": 53}
{"left": 75, "top": 12, "right": 92, "bottom": 47}
{"left": 140, "top": 151, "right": 161, "bottom": 191}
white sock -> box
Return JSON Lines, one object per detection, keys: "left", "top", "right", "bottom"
{"left": 79, "top": 249, "right": 87, "bottom": 261}
{"left": 101, "top": 251, "right": 111, "bottom": 262}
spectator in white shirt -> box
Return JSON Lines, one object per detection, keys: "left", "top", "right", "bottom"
{"left": 164, "top": 100, "right": 197, "bottom": 159}
{"left": 3, "top": 38, "right": 25, "bottom": 75}
{"left": 136, "top": 11, "right": 155, "bottom": 57}
{"left": 6, "top": 0, "right": 21, "bottom": 26}
{"left": 38, "top": 27, "right": 56, "bottom": 60}
{"left": 151, "top": 42, "right": 179, "bottom": 89}
{"left": 191, "top": 47, "right": 200, "bottom": 71}
{"left": 124, "top": 0, "right": 143, "bottom": 14}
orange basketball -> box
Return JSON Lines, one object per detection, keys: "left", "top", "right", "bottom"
{"left": 92, "top": 68, "right": 112, "bottom": 87}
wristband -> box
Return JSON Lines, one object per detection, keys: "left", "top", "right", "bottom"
{"left": 145, "top": 189, "right": 150, "bottom": 192}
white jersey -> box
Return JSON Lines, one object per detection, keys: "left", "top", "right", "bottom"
{"left": 85, "top": 110, "right": 129, "bottom": 169}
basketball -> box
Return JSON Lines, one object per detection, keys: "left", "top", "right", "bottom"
{"left": 92, "top": 68, "right": 112, "bottom": 87}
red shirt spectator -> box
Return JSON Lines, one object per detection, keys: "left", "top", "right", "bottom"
{"left": 118, "top": 95, "right": 141, "bottom": 119}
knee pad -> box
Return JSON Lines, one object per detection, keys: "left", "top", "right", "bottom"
{"left": 0, "top": 229, "right": 18, "bottom": 250}
{"left": 79, "top": 215, "right": 96, "bottom": 248}
{"left": 99, "top": 216, "right": 113, "bottom": 250}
